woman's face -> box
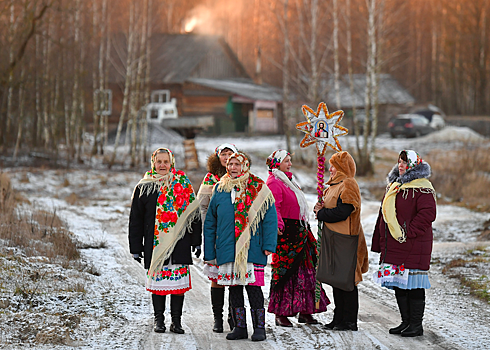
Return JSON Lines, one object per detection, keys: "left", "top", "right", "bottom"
{"left": 154, "top": 152, "right": 171, "bottom": 176}
{"left": 227, "top": 158, "right": 242, "bottom": 178}
{"left": 279, "top": 155, "right": 292, "bottom": 172}
{"left": 398, "top": 157, "right": 408, "bottom": 176}
{"left": 329, "top": 163, "right": 337, "bottom": 178}
{"left": 219, "top": 149, "right": 235, "bottom": 167}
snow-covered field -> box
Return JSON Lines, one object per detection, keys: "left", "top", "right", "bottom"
{"left": 1, "top": 127, "right": 490, "bottom": 349}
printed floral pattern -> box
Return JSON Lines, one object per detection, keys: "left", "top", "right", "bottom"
{"left": 202, "top": 172, "right": 220, "bottom": 186}
{"left": 270, "top": 220, "right": 318, "bottom": 290}
{"left": 150, "top": 264, "right": 190, "bottom": 282}
{"left": 233, "top": 174, "right": 263, "bottom": 242}
{"left": 377, "top": 263, "right": 406, "bottom": 278}
{"left": 154, "top": 168, "right": 196, "bottom": 248}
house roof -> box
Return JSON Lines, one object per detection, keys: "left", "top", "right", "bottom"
{"left": 322, "top": 74, "right": 415, "bottom": 108}
{"left": 187, "top": 78, "right": 283, "bottom": 101}
{"left": 110, "top": 33, "right": 249, "bottom": 84}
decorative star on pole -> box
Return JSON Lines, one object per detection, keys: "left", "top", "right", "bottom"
{"left": 295, "top": 102, "right": 348, "bottom": 155}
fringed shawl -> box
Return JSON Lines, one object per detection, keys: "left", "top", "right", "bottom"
{"left": 216, "top": 152, "right": 275, "bottom": 283}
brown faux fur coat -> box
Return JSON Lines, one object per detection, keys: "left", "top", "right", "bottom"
{"left": 325, "top": 151, "right": 369, "bottom": 284}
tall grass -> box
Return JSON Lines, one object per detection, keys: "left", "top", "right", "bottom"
{"left": 0, "top": 189, "right": 80, "bottom": 262}
{"left": 428, "top": 146, "right": 490, "bottom": 211}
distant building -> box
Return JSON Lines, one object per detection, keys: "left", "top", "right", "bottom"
{"left": 321, "top": 74, "right": 415, "bottom": 134}
{"left": 108, "top": 33, "right": 283, "bottom": 135}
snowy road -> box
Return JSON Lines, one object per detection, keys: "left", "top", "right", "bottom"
{"left": 6, "top": 166, "right": 490, "bottom": 350}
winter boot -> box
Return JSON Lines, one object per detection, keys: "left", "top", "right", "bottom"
{"left": 275, "top": 315, "right": 293, "bottom": 327}
{"left": 151, "top": 294, "right": 166, "bottom": 333}
{"left": 226, "top": 307, "right": 248, "bottom": 340}
{"left": 211, "top": 287, "right": 225, "bottom": 333}
{"left": 390, "top": 289, "right": 410, "bottom": 334}
{"left": 298, "top": 313, "right": 319, "bottom": 324}
{"left": 170, "top": 294, "right": 185, "bottom": 334}
{"left": 401, "top": 296, "right": 425, "bottom": 337}
{"left": 251, "top": 308, "right": 266, "bottom": 341}
{"left": 227, "top": 305, "right": 235, "bottom": 331}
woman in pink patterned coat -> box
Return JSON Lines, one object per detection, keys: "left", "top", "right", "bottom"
{"left": 266, "top": 149, "right": 329, "bottom": 327}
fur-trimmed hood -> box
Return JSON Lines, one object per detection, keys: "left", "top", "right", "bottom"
{"left": 387, "top": 161, "right": 431, "bottom": 185}
{"left": 206, "top": 154, "right": 227, "bottom": 178}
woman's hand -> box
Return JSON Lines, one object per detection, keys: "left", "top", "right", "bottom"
{"left": 277, "top": 228, "right": 283, "bottom": 236}
{"left": 264, "top": 250, "right": 272, "bottom": 256}
{"left": 313, "top": 202, "right": 323, "bottom": 216}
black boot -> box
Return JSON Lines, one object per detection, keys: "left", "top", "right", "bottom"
{"left": 152, "top": 294, "right": 166, "bottom": 333}
{"left": 211, "top": 287, "right": 224, "bottom": 333}
{"left": 227, "top": 305, "right": 235, "bottom": 331}
{"left": 226, "top": 307, "right": 248, "bottom": 340}
{"left": 390, "top": 288, "right": 410, "bottom": 334}
{"left": 401, "top": 292, "right": 425, "bottom": 337}
{"left": 170, "top": 294, "right": 185, "bottom": 334}
{"left": 251, "top": 308, "right": 266, "bottom": 341}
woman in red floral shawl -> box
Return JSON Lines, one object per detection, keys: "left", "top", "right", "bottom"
{"left": 266, "top": 149, "right": 329, "bottom": 327}
{"left": 129, "top": 148, "right": 202, "bottom": 334}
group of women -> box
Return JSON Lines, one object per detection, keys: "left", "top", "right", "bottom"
{"left": 129, "top": 143, "right": 436, "bottom": 341}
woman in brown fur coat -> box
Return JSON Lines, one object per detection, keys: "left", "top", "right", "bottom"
{"left": 196, "top": 143, "right": 238, "bottom": 333}
{"left": 313, "top": 151, "right": 369, "bottom": 331}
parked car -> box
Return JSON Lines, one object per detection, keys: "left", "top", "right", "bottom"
{"left": 412, "top": 109, "right": 446, "bottom": 130}
{"left": 388, "top": 114, "right": 434, "bottom": 138}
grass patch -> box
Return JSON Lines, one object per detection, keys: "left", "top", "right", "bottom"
{"left": 427, "top": 146, "right": 490, "bottom": 212}
{"left": 443, "top": 246, "right": 490, "bottom": 303}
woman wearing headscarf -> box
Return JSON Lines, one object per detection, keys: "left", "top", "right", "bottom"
{"left": 265, "top": 149, "right": 330, "bottom": 327}
{"left": 313, "top": 151, "right": 369, "bottom": 331}
{"left": 371, "top": 150, "right": 436, "bottom": 337}
{"left": 197, "top": 143, "right": 238, "bottom": 333}
{"left": 204, "top": 152, "right": 278, "bottom": 342}
{"left": 129, "top": 148, "right": 202, "bottom": 334}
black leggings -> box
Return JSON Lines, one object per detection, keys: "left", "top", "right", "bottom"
{"left": 229, "top": 285, "right": 264, "bottom": 309}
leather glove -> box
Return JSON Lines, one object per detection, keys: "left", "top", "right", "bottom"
{"left": 132, "top": 253, "right": 142, "bottom": 264}
{"left": 192, "top": 246, "right": 201, "bottom": 258}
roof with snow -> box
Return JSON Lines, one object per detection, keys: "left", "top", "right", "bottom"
{"left": 187, "top": 78, "right": 283, "bottom": 101}
{"left": 322, "top": 74, "right": 415, "bottom": 108}
{"left": 110, "top": 33, "right": 250, "bottom": 84}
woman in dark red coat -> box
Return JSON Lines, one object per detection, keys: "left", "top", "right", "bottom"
{"left": 371, "top": 150, "right": 436, "bottom": 337}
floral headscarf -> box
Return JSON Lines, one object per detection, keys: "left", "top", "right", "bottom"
{"left": 216, "top": 152, "right": 274, "bottom": 283}
{"left": 136, "top": 148, "right": 176, "bottom": 196}
{"left": 136, "top": 148, "right": 200, "bottom": 284}
{"left": 400, "top": 150, "right": 422, "bottom": 172}
{"left": 266, "top": 149, "right": 290, "bottom": 170}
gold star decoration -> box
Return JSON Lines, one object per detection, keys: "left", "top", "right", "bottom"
{"left": 295, "top": 102, "right": 348, "bottom": 155}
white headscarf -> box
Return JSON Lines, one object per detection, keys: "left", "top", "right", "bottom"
{"left": 267, "top": 150, "right": 309, "bottom": 224}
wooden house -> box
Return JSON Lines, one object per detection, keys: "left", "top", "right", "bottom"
{"left": 108, "top": 33, "right": 283, "bottom": 135}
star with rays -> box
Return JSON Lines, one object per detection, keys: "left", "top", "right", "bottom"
{"left": 295, "top": 102, "right": 348, "bottom": 155}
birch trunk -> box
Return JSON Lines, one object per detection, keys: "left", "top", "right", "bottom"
{"left": 333, "top": 0, "right": 341, "bottom": 110}
{"left": 142, "top": 0, "right": 152, "bottom": 163}
{"left": 109, "top": 0, "right": 135, "bottom": 168}
{"left": 69, "top": 0, "right": 81, "bottom": 159}
{"left": 91, "top": 0, "right": 100, "bottom": 156}
{"left": 281, "top": 0, "right": 291, "bottom": 152}
{"left": 6, "top": 0, "right": 16, "bottom": 145}
{"left": 42, "top": 16, "right": 52, "bottom": 149}
{"left": 13, "top": 66, "right": 25, "bottom": 160}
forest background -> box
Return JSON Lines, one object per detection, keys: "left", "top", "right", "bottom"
{"left": 0, "top": 0, "right": 489, "bottom": 172}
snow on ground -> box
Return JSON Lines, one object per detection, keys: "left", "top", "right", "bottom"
{"left": 1, "top": 130, "right": 490, "bottom": 349}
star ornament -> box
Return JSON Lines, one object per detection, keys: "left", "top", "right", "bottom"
{"left": 295, "top": 102, "right": 348, "bottom": 155}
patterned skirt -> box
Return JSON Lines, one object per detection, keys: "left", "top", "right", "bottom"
{"left": 268, "top": 218, "right": 330, "bottom": 316}
{"left": 146, "top": 263, "right": 191, "bottom": 295}
{"left": 373, "top": 263, "right": 431, "bottom": 290}
{"left": 204, "top": 263, "right": 219, "bottom": 282}
{"left": 217, "top": 262, "right": 265, "bottom": 286}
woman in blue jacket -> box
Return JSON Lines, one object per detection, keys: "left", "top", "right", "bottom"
{"left": 204, "top": 152, "right": 278, "bottom": 342}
